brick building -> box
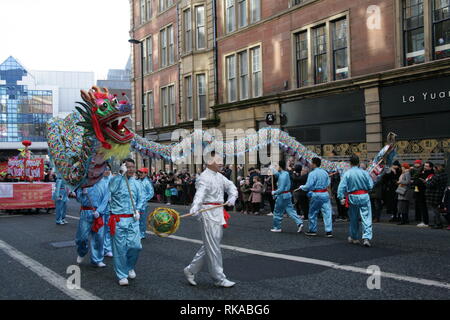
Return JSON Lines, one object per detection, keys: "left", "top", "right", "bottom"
{"left": 129, "top": 0, "right": 450, "bottom": 172}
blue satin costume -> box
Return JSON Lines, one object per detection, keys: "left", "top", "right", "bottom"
{"left": 109, "top": 175, "right": 145, "bottom": 280}
{"left": 338, "top": 167, "right": 374, "bottom": 240}
{"left": 75, "top": 180, "right": 110, "bottom": 265}
{"left": 300, "top": 167, "right": 333, "bottom": 233}
{"left": 52, "top": 177, "right": 68, "bottom": 224}
{"left": 138, "top": 177, "right": 154, "bottom": 239}
{"left": 272, "top": 170, "right": 303, "bottom": 230}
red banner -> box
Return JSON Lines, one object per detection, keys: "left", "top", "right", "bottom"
{"left": 7, "top": 158, "right": 44, "bottom": 181}
{"left": 0, "top": 183, "right": 55, "bottom": 209}
{"left": 0, "top": 162, "right": 7, "bottom": 176}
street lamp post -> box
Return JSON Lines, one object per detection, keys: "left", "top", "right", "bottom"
{"left": 129, "top": 38, "right": 146, "bottom": 168}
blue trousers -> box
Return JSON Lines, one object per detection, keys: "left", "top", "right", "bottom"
{"left": 307, "top": 193, "right": 333, "bottom": 233}
{"left": 348, "top": 194, "right": 373, "bottom": 240}
{"left": 103, "top": 214, "right": 112, "bottom": 254}
{"left": 273, "top": 196, "right": 303, "bottom": 230}
{"left": 139, "top": 205, "right": 149, "bottom": 239}
{"left": 55, "top": 200, "right": 67, "bottom": 223}
{"left": 75, "top": 211, "right": 105, "bottom": 264}
{"left": 111, "top": 216, "right": 142, "bottom": 280}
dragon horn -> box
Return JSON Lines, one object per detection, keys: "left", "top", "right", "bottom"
{"left": 102, "top": 87, "right": 109, "bottom": 94}
{"left": 91, "top": 85, "right": 101, "bottom": 93}
{"left": 80, "top": 90, "right": 95, "bottom": 105}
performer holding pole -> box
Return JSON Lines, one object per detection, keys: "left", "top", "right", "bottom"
{"left": 137, "top": 167, "right": 154, "bottom": 239}
{"left": 299, "top": 157, "right": 333, "bottom": 237}
{"left": 53, "top": 175, "right": 69, "bottom": 225}
{"left": 183, "top": 151, "right": 238, "bottom": 288}
{"left": 337, "top": 155, "right": 374, "bottom": 247}
{"left": 270, "top": 160, "right": 304, "bottom": 233}
{"left": 108, "top": 158, "right": 145, "bottom": 286}
{"left": 72, "top": 179, "right": 109, "bottom": 268}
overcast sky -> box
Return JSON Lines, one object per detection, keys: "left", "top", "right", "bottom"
{"left": 0, "top": 0, "right": 131, "bottom": 80}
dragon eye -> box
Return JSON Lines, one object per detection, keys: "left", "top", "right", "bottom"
{"left": 112, "top": 98, "right": 118, "bottom": 104}
{"left": 102, "top": 102, "right": 108, "bottom": 109}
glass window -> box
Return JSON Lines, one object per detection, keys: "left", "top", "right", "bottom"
{"left": 238, "top": 51, "right": 248, "bottom": 99}
{"left": 433, "top": 0, "right": 450, "bottom": 59}
{"left": 251, "top": 46, "right": 262, "bottom": 97}
{"left": 313, "top": 25, "right": 328, "bottom": 84}
{"left": 168, "top": 26, "right": 174, "bottom": 64}
{"left": 184, "top": 9, "right": 192, "bottom": 53}
{"left": 226, "top": 0, "right": 236, "bottom": 33}
{"left": 168, "top": 85, "right": 175, "bottom": 125}
{"left": 161, "top": 29, "right": 167, "bottom": 67}
{"left": 147, "top": 92, "right": 155, "bottom": 128}
{"left": 227, "top": 55, "right": 237, "bottom": 102}
{"left": 185, "top": 76, "right": 193, "bottom": 121}
{"left": 403, "top": 0, "right": 425, "bottom": 65}
{"left": 196, "top": 6, "right": 206, "bottom": 50}
{"left": 250, "top": 0, "right": 260, "bottom": 23}
{"left": 146, "top": 0, "right": 152, "bottom": 21}
{"left": 143, "top": 39, "right": 148, "bottom": 74}
{"left": 159, "top": 0, "right": 165, "bottom": 12}
{"left": 292, "top": 0, "right": 304, "bottom": 5}
{"left": 161, "top": 87, "right": 168, "bottom": 126}
{"left": 140, "top": 0, "right": 146, "bottom": 24}
{"left": 295, "top": 31, "right": 308, "bottom": 87}
{"left": 146, "top": 36, "right": 153, "bottom": 73}
{"left": 332, "top": 18, "right": 348, "bottom": 80}
{"left": 197, "top": 74, "right": 207, "bottom": 119}
{"left": 238, "top": 0, "right": 248, "bottom": 28}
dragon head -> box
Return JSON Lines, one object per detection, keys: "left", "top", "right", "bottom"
{"left": 77, "top": 86, "right": 134, "bottom": 150}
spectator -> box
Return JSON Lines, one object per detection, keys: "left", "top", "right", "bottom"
{"left": 411, "top": 160, "right": 430, "bottom": 227}
{"left": 370, "top": 178, "right": 383, "bottom": 223}
{"left": 383, "top": 160, "right": 402, "bottom": 222}
{"left": 240, "top": 177, "right": 252, "bottom": 214}
{"left": 331, "top": 171, "right": 348, "bottom": 221}
{"left": 249, "top": 176, "right": 263, "bottom": 215}
{"left": 424, "top": 163, "right": 448, "bottom": 229}
{"left": 263, "top": 174, "right": 275, "bottom": 216}
{"left": 297, "top": 167, "right": 310, "bottom": 220}
{"left": 396, "top": 163, "right": 413, "bottom": 225}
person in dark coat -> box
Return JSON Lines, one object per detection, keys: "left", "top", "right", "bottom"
{"left": 411, "top": 160, "right": 429, "bottom": 227}
{"left": 424, "top": 163, "right": 448, "bottom": 229}
{"left": 382, "top": 160, "right": 401, "bottom": 222}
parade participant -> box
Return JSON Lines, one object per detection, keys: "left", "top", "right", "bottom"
{"left": 53, "top": 176, "right": 69, "bottom": 225}
{"left": 102, "top": 164, "right": 113, "bottom": 257}
{"left": 73, "top": 178, "right": 110, "bottom": 268}
{"left": 183, "top": 151, "right": 238, "bottom": 288}
{"left": 337, "top": 155, "right": 374, "bottom": 247}
{"left": 137, "top": 167, "right": 154, "bottom": 239}
{"left": 108, "top": 158, "right": 145, "bottom": 286}
{"left": 270, "top": 160, "right": 304, "bottom": 233}
{"left": 299, "top": 157, "right": 333, "bottom": 237}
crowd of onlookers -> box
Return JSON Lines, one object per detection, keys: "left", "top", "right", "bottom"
{"left": 232, "top": 159, "right": 450, "bottom": 230}
{"left": 2, "top": 158, "right": 449, "bottom": 230}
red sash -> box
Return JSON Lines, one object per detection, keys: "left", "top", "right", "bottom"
{"left": 203, "top": 202, "right": 230, "bottom": 228}
{"left": 345, "top": 190, "right": 369, "bottom": 208}
{"left": 108, "top": 214, "right": 134, "bottom": 236}
{"left": 313, "top": 189, "right": 328, "bottom": 193}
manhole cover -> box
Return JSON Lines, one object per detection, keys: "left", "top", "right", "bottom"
{"left": 50, "top": 240, "right": 76, "bottom": 248}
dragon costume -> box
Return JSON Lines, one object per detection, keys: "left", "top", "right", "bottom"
{"left": 46, "top": 86, "right": 396, "bottom": 190}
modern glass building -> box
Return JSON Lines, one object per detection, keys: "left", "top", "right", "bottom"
{"left": 0, "top": 56, "right": 54, "bottom": 144}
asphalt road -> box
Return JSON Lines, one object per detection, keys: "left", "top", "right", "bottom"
{"left": 0, "top": 199, "right": 449, "bottom": 301}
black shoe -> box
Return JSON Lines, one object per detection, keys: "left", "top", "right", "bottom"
{"left": 305, "top": 231, "right": 317, "bottom": 236}
{"left": 325, "top": 232, "right": 333, "bottom": 238}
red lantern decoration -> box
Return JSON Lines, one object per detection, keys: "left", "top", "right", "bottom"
{"left": 22, "top": 140, "right": 32, "bottom": 147}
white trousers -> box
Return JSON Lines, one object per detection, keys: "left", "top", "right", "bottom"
{"left": 186, "top": 217, "right": 226, "bottom": 282}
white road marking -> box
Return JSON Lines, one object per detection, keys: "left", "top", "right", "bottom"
{"left": 67, "top": 214, "right": 450, "bottom": 290}
{"left": 0, "top": 239, "right": 101, "bottom": 300}
{"left": 0, "top": 215, "right": 24, "bottom": 218}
